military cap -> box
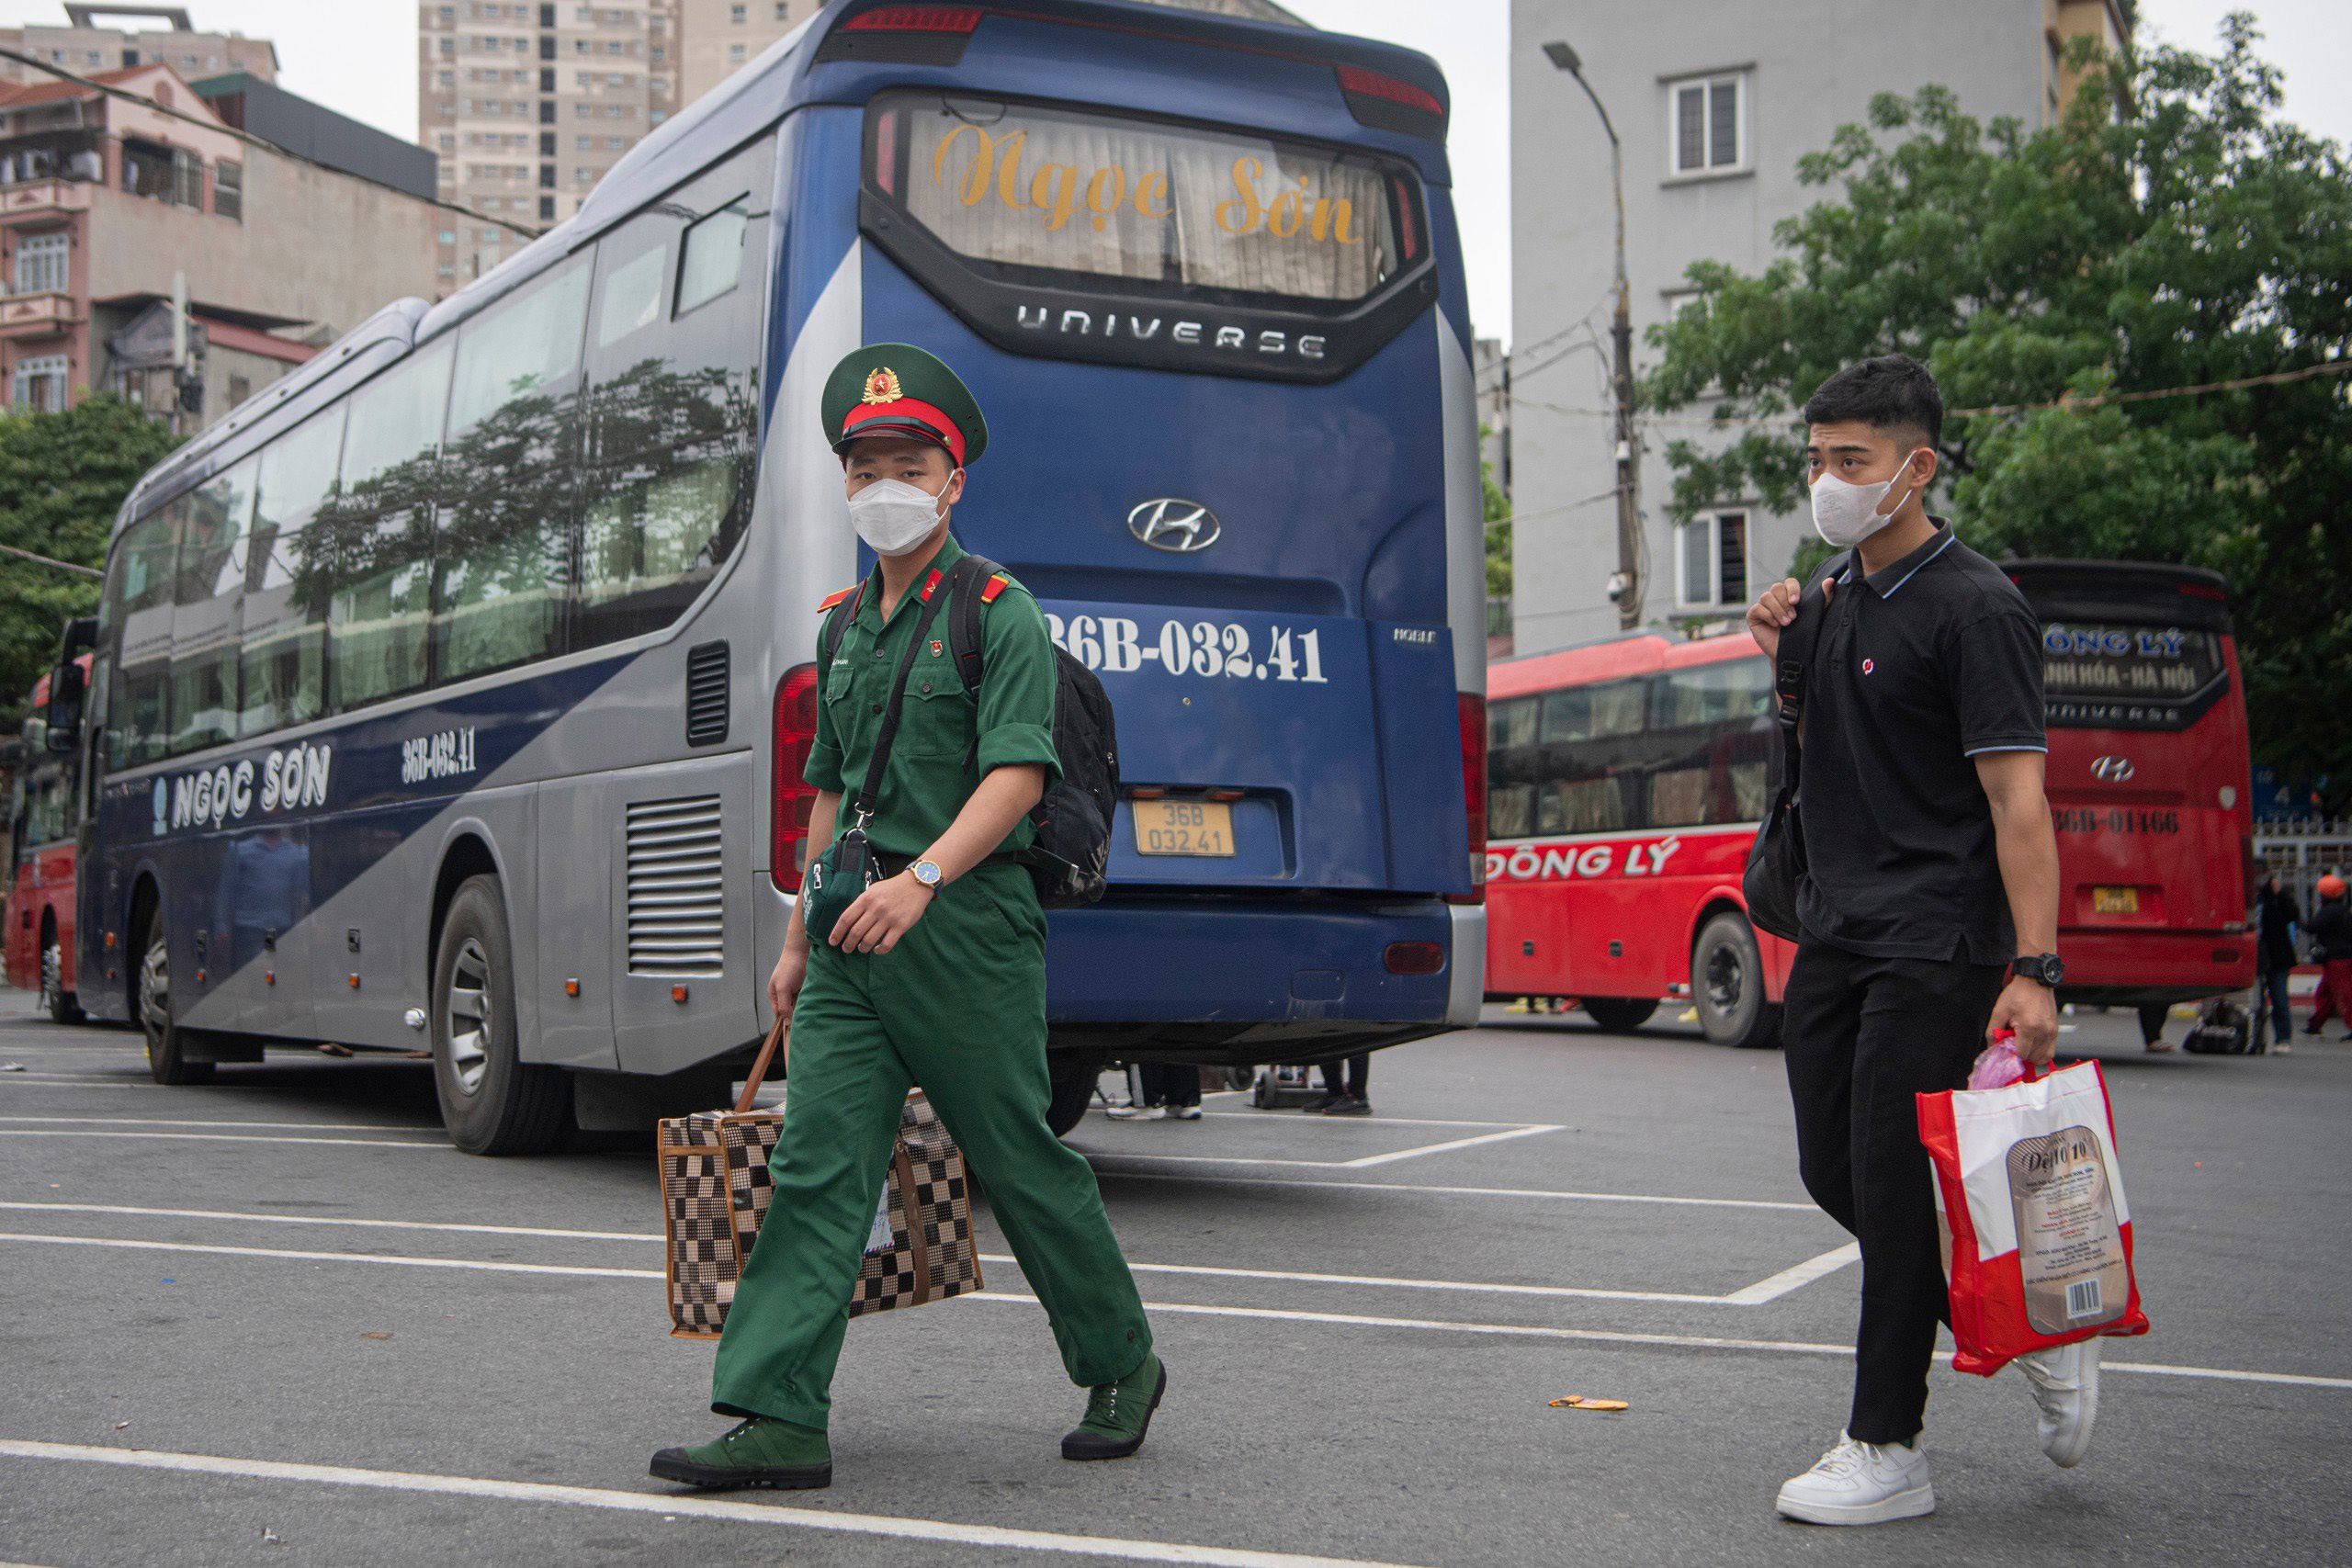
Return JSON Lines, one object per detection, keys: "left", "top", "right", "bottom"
{"left": 820, "top": 342, "right": 989, "bottom": 468}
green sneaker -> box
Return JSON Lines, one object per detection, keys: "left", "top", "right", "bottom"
{"left": 1060, "top": 1351, "right": 1166, "bottom": 1461}
{"left": 650, "top": 1416, "right": 831, "bottom": 1490}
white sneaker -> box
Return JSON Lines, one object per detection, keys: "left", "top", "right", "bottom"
{"left": 2017, "top": 1337, "right": 2100, "bottom": 1468}
{"left": 1106, "top": 1104, "right": 1167, "bottom": 1121}
{"left": 1774, "top": 1432, "right": 1935, "bottom": 1526}
{"left": 1171, "top": 1105, "right": 1203, "bottom": 1121}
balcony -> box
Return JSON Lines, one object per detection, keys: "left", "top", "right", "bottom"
{"left": 0, "top": 290, "right": 85, "bottom": 340}
{"left": 0, "top": 178, "right": 93, "bottom": 223}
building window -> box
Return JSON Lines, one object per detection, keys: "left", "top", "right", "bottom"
{"left": 1677, "top": 511, "right": 1748, "bottom": 609}
{"left": 227, "top": 373, "right": 252, "bottom": 407}
{"left": 11, "top": 354, "right": 70, "bottom": 412}
{"left": 13, "top": 231, "right": 69, "bottom": 294}
{"left": 213, "top": 161, "right": 243, "bottom": 220}
{"left": 728, "top": 43, "right": 745, "bottom": 62}
{"left": 775, "top": 1, "right": 788, "bottom": 16}
{"left": 1668, "top": 73, "right": 1744, "bottom": 177}
{"left": 729, "top": 3, "right": 745, "bottom": 19}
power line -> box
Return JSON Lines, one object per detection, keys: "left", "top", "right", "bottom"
{"left": 1948, "top": 359, "right": 2352, "bottom": 416}
{"left": 0, "top": 541, "right": 102, "bottom": 579}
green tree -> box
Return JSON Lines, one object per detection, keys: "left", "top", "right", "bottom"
{"left": 1481, "top": 423, "right": 1510, "bottom": 601}
{"left": 1644, "top": 16, "right": 2352, "bottom": 804}
{"left": 0, "top": 396, "right": 183, "bottom": 723}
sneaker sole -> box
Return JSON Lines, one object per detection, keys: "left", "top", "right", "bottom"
{"left": 1061, "top": 1360, "right": 1168, "bottom": 1461}
{"left": 649, "top": 1452, "right": 831, "bottom": 1491}
{"left": 1775, "top": 1482, "right": 1935, "bottom": 1526}
{"left": 2041, "top": 1349, "right": 2101, "bottom": 1469}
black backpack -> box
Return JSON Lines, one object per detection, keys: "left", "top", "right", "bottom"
{"left": 821, "top": 552, "right": 1117, "bottom": 908}
{"left": 1741, "top": 556, "right": 1845, "bottom": 942}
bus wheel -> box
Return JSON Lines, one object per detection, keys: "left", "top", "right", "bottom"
{"left": 138, "top": 918, "right": 212, "bottom": 1085}
{"left": 1583, "top": 998, "right": 1657, "bottom": 1032}
{"left": 1694, "top": 912, "right": 1782, "bottom": 1050}
{"left": 431, "top": 875, "right": 570, "bottom": 1156}
{"left": 40, "top": 928, "right": 82, "bottom": 1025}
{"left": 1046, "top": 1053, "right": 1101, "bottom": 1138}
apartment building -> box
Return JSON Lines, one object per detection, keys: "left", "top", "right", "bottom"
{"left": 0, "top": 4, "right": 275, "bottom": 90}
{"left": 1506, "top": 0, "right": 2131, "bottom": 654}
{"left": 673, "top": 0, "right": 818, "bottom": 107}
{"left": 0, "top": 63, "right": 530, "bottom": 430}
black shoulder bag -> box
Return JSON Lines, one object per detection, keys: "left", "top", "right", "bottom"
{"left": 1741, "top": 567, "right": 1840, "bottom": 943}
{"left": 800, "top": 573, "right": 955, "bottom": 946}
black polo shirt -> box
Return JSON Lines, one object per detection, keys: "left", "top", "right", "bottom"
{"left": 1794, "top": 522, "right": 2046, "bottom": 965}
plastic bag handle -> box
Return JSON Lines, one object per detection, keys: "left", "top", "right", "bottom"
{"left": 1991, "top": 1026, "right": 2051, "bottom": 1082}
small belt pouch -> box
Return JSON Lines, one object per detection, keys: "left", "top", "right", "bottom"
{"left": 802, "top": 827, "right": 876, "bottom": 947}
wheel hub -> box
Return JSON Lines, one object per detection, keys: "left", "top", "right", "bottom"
{"left": 1704, "top": 943, "right": 1746, "bottom": 1013}
{"left": 443, "top": 936, "right": 493, "bottom": 1095}
{"left": 139, "top": 938, "right": 170, "bottom": 1043}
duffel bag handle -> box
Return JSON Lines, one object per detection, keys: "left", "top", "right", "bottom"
{"left": 735, "top": 1018, "right": 788, "bottom": 1113}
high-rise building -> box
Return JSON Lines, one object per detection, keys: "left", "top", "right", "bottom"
{"left": 673, "top": 0, "right": 816, "bottom": 108}
{"left": 1506, "top": 0, "right": 2131, "bottom": 655}
{"left": 0, "top": 5, "right": 277, "bottom": 91}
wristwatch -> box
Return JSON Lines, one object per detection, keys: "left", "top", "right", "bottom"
{"left": 2010, "top": 953, "right": 2064, "bottom": 987}
{"left": 910, "top": 859, "right": 944, "bottom": 894}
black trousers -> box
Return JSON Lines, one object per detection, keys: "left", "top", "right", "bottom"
{"left": 1137, "top": 1062, "right": 1200, "bottom": 1108}
{"left": 1782, "top": 941, "right": 2006, "bottom": 1444}
{"left": 1320, "top": 1053, "right": 1369, "bottom": 1100}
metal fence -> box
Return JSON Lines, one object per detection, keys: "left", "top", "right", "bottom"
{"left": 2254, "top": 817, "right": 2352, "bottom": 914}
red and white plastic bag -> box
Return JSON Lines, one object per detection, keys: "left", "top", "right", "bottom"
{"left": 1917, "top": 1058, "right": 2150, "bottom": 1376}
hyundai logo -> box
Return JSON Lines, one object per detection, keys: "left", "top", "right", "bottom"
{"left": 2091, "top": 755, "right": 2136, "bottom": 783}
{"left": 1127, "top": 498, "right": 1221, "bottom": 553}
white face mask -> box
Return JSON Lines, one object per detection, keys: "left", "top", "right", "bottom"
{"left": 1810, "top": 449, "right": 1924, "bottom": 547}
{"left": 847, "top": 475, "right": 950, "bottom": 557}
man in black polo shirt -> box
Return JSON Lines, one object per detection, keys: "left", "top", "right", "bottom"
{"left": 1746, "top": 356, "right": 2089, "bottom": 1527}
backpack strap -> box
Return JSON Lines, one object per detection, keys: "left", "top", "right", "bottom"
{"left": 849, "top": 565, "right": 955, "bottom": 826}
{"left": 1771, "top": 553, "right": 1847, "bottom": 784}
{"left": 947, "top": 553, "right": 1008, "bottom": 698}
{"left": 819, "top": 580, "right": 865, "bottom": 671}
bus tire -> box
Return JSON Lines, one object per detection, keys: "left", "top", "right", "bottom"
{"left": 431, "top": 875, "right": 570, "bottom": 1156}
{"left": 1693, "top": 911, "right": 1782, "bottom": 1050}
{"left": 1582, "top": 998, "right": 1657, "bottom": 1032}
{"left": 1046, "top": 1053, "right": 1100, "bottom": 1138}
{"left": 40, "top": 924, "right": 82, "bottom": 1025}
{"left": 137, "top": 914, "right": 212, "bottom": 1085}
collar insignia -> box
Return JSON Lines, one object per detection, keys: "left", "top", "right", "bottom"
{"left": 859, "top": 367, "right": 903, "bottom": 405}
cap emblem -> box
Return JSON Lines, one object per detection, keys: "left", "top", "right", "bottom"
{"left": 859, "top": 367, "right": 904, "bottom": 405}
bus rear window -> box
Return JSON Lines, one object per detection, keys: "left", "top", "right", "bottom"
{"left": 876, "top": 93, "right": 1411, "bottom": 303}
{"left": 2041, "top": 621, "right": 2223, "bottom": 713}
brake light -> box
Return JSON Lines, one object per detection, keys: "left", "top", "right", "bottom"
{"left": 1392, "top": 175, "right": 1420, "bottom": 261}
{"left": 874, "top": 107, "right": 899, "bottom": 197}
{"left": 1335, "top": 64, "right": 1443, "bottom": 118}
{"left": 840, "top": 5, "right": 983, "bottom": 32}
{"left": 771, "top": 662, "right": 820, "bottom": 892}
{"left": 2179, "top": 581, "right": 2229, "bottom": 602}
{"left": 1384, "top": 941, "right": 1445, "bottom": 976}
{"left": 1451, "top": 692, "right": 1487, "bottom": 905}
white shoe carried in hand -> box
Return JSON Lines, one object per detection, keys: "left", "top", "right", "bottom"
{"left": 2016, "top": 1337, "right": 2101, "bottom": 1468}
{"left": 1775, "top": 1432, "right": 1935, "bottom": 1526}
{"left": 1106, "top": 1103, "right": 1167, "bottom": 1121}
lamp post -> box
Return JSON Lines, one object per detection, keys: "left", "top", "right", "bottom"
{"left": 1543, "top": 40, "right": 1640, "bottom": 630}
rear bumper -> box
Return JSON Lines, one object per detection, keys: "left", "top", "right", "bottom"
{"left": 2057, "top": 928, "right": 2256, "bottom": 1007}
{"left": 1042, "top": 894, "right": 1467, "bottom": 1064}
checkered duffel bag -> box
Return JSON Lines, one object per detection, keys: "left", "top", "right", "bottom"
{"left": 658, "top": 1020, "right": 985, "bottom": 1338}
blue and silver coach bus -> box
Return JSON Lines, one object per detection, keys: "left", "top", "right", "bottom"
{"left": 52, "top": 0, "right": 1487, "bottom": 1152}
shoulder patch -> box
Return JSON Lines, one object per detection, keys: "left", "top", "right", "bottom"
{"left": 817, "top": 585, "right": 856, "bottom": 612}
{"left": 978, "top": 572, "right": 1012, "bottom": 604}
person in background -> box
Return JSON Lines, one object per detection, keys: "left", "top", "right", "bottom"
{"left": 2301, "top": 874, "right": 2351, "bottom": 1042}
{"left": 2254, "top": 872, "right": 2301, "bottom": 1055}
{"left": 1310, "top": 1052, "right": 1371, "bottom": 1116}
{"left": 2134, "top": 1003, "right": 2177, "bottom": 1055}
{"left": 1111, "top": 1063, "right": 1203, "bottom": 1122}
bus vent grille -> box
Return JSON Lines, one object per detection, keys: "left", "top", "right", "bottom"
{"left": 685, "top": 641, "right": 729, "bottom": 746}
{"left": 625, "top": 795, "right": 725, "bottom": 976}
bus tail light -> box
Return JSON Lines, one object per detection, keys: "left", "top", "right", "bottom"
{"left": 821, "top": 4, "right": 984, "bottom": 63}
{"left": 1384, "top": 941, "right": 1445, "bottom": 976}
{"left": 1450, "top": 692, "right": 1487, "bottom": 906}
{"left": 1335, "top": 64, "right": 1449, "bottom": 141}
{"left": 771, "top": 662, "right": 820, "bottom": 892}
{"left": 838, "top": 4, "right": 982, "bottom": 32}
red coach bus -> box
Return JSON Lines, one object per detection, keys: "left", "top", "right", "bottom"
{"left": 6, "top": 659, "right": 88, "bottom": 1022}
{"left": 1485, "top": 559, "right": 2255, "bottom": 1045}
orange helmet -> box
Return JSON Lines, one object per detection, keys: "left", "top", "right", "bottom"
{"left": 2321, "top": 874, "right": 2348, "bottom": 900}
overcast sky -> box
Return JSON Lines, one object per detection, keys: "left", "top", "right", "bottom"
{"left": 3, "top": 0, "right": 2342, "bottom": 347}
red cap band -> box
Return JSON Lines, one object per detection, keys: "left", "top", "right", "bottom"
{"left": 839, "top": 395, "right": 967, "bottom": 467}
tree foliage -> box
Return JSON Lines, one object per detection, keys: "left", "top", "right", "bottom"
{"left": 0, "top": 396, "right": 182, "bottom": 723}
{"left": 1480, "top": 423, "right": 1510, "bottom": 599}
{"left": 1644, "top": 16, "right": 2352, "bottom": 801}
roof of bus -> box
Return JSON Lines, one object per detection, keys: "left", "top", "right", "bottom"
{"left": 111, "top": 0, "right": 1449, "bottom": 541}
{"left": 1489, "top": 628, "right": 1763, "bottom": 701}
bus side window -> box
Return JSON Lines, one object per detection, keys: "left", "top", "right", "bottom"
{"left": 1487, "top": 695, "right": 1540, "bottom": 840}
{"left": 1645, "top": 660, "right": 1773, "bottom": 829}
{"left": 168, "top": 456, "right": 257, "bottom": 756}
{"left": 435, "top": 253, "right": 592, "bottom": 683}
{"left": 573, "top": 141, "right": 772, "bottom": 650}
{"left": 326, "top": 341, "right": 452, "bottom": 712}
{"left": 242, "top": 406, "right": 343, "bottom": 738}
{"left": 109, "top": 504, "right": 183, "bottom": 770}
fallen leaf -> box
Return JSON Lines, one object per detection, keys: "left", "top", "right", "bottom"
{"left": 360, "top": 1330, "right": 392, "bottom": 1340}
{"left": 1548, "top": 1395, "right": 1629, "bottom": 1412}
{"left": 113, "top": 1421, "right": 130, "bottom": 1430}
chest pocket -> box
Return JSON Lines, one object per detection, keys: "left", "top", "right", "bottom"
{"left": 899, "top": 643, "right": 976, "bottom": 759}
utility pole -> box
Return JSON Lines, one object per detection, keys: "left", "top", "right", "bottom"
{"left": 1544, "top": 41, "right": 1641, "bottom": 629}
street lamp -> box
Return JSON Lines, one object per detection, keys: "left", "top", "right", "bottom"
{"left": 1544, "top": 40, "right": 1641, "bottom": 630}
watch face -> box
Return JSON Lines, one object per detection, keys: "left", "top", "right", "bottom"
{"left": 913, "top": 861, "right": 941, "bottom": 886}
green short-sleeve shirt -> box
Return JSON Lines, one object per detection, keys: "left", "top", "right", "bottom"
{"left": 804, "top": 532, "right": 1061, "bottom": 862}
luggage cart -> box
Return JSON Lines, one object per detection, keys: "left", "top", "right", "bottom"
{"left": 1250, "top": 1064, "right": 1325, "bottom": 1109}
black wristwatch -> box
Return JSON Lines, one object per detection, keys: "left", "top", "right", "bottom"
{"left": 2010, "top": 953, "right": 2064, "bottom": 987}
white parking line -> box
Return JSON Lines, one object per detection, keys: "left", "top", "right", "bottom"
{"left": 1722, "top": 1245, "right": 1863, "bottom": 1306}
{"left": 1086, "top": 1167, "right": 1821, "bottom": 1213}
{"left": 0, "top": 1116, "right": 433, "bottom": 1133}
{"left": 1336, "top": 1123, "right": 1562, "bottom": 1169}
{"left": 3, "top": 1229, "right": 2343, "bottom": 1390}
{"left": 1070, "top": 1123, "right": 1563, "bottom": 1173}
{"left": 0, "top": 1131, "right": 447, "bottom": 1149}
{"left": 0, "top": 1440, "right": 1424, "bottom": 1568}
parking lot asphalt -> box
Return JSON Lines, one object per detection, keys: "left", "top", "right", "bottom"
{"left": 2, "top": 986, "right": 2346, "bottom": 1567}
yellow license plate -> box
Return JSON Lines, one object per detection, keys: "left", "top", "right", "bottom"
{"left": 2093, "top": 886, "right": 2140, "bottom": 914}
{"left": 1132, "top": 799, "right": 1236, "bottom": 857}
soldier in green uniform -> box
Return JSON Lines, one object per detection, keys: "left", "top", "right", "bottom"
{"left": 651, "top": 344, "right": 1163, "bottom": 1491}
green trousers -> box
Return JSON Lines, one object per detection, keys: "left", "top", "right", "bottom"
{"left": 710, "top": 862, "right": 1153, "bottom": 1429}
